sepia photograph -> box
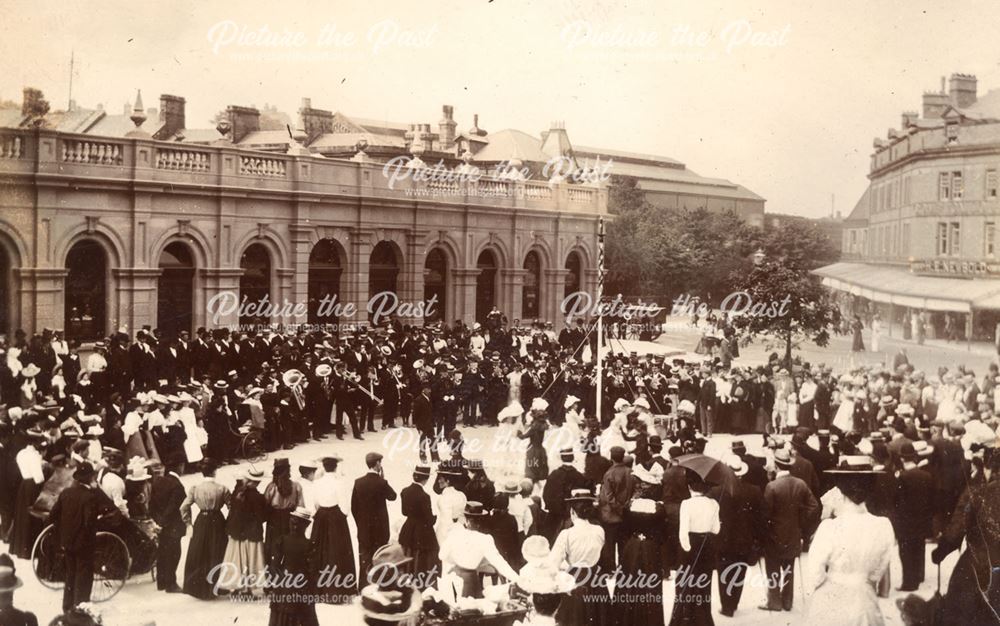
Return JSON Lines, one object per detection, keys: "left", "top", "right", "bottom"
{"left": 0, "top": 1, "right": 998, "bottom": 624}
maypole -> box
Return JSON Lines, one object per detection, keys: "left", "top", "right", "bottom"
{"left": 596, "top": 216, "right": 605, "bottom": 421}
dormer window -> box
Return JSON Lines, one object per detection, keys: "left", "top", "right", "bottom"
{"left": 945, "top": 122, "right": 959, "bottom": 143}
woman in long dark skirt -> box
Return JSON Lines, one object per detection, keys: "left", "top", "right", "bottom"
{"left": 620, "top": 498, "right": 666, "bottom": 626}
{"left": 263, "top": 459, "right": 303, "bottom": 565}
{"left": 669, "top": 472, "right": 719, "bottom": 626}
{"left": 310, "top": 456, "right": 356, "bottom": 604}
{"left": 182, "top": 461, "right": 231, "bottom": 600}
{"left": 550, "top": 490, "right": 610, "bottom": 625}
{"left": 517, "top": 405, "right": 549, "bottom": 482}
{"left": 268, "top": 508, "right": 319, "bottom": 626}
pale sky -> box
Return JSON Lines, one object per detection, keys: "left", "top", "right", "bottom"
{"left": 2, "top": 0, "right": 998, "bottom": 218}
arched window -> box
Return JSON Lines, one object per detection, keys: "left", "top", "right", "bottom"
{"left": 65, "top": 240, "right": 107, "bottom": 341}
{"left": 239, "top": 244, "right": 271, "bottom": 328}
{"left": 0, "top": 245, "right": 9, "bottom": 337}
{"left": 522, "top": 250, "right": 541, "bottom": 319}
{"left": 308, "top": 239, "right": 344, "bottom": 326}
{"left": 157, "top": 242, "right": 195, "bottom": 337}
{"left": 424, "top": 248, "right": 448, "bottom": 324}
{"left": 476, "top": 249, "right": 498, "bottom": 322}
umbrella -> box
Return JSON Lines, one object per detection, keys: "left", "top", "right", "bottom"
{"left": 675, "top": 453, "right": 738, "bottom": 497}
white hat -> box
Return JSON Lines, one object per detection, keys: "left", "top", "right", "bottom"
{"left": 315, "top": 364, "right": 332, "bottom": 377}
{"left": 563, "top": 395, "right": 580, "bottom": 409}
{"left": 677, "top": 399, "right": 696, "bottom": 414}
{"left": 412, "top": 359, "right": 424, "bottom": 370}
{"left": 86, "top": 425, "right": 105, "bottom": 437}
{"left": 498, "top": 403, "right": 523, "bottom": 422}
{"left": 633, "top": 397, "right": 650, "bottom": 410}
{"left": 723, "top": 453, "right": 748, "bottom": 477}
{"left": 613, "top": 398, "right": 631, "bottom": 412}
{"left": 628, "top": 498, "right": 659, "bottom": 514}
{"left": 531, "top": 397, "right": 549, "bottom": 412}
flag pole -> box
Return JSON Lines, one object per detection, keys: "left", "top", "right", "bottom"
{"left": 596, "top": 216, "right": 605, "bottom": 422}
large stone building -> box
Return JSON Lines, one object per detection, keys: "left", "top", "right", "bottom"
{"left": 0, "top": 88, "right": 763, "bottom": 340}
{"left": 817, "top": 73, "right": 1000, "bottom": 341}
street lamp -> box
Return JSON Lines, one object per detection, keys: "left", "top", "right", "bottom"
{"left": 752, "top": 248, "right": 766, "bottom": 266}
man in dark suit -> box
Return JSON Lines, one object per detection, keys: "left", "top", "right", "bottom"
{"left": 398, "top": 465, "right": 438, "bottom": 584}
{"left": 412, "top": 384, "right": 437, "bottom": 463}
{"left": 717, "top": 455, "right": 765, "bottom": 617}
{"left": 47, "top": 462, "right": 103, "bottom": 611}
{"left": 787, "top": 444, "right": 821, "bottom": 499}
{"left": 542, "top": 449, "right": 587, "bottom": 541}
{"left": 893, "top": 442, "right": 935, "bottom": 591}
{"left": 697, "top": 372, "right": 716, "bottom": 436}
{"left": 761, "top": 449, "right": 820, "bottom": 612}
{"left": 149, "top": 461, "right": 187, "bottom": 593}
{"left": 886, "top": 418, "right": 914, "bottom": 471}
{"left": 351, "top": 452, "right": 397, "bottom": 584}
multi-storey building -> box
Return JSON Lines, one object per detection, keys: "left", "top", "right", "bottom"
{"left": 817, "top": 73, "right": 1000, "bottom": 341}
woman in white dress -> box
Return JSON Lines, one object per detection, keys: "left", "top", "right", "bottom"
{"left": 806, "top": 467, "right": 895, "bottom": 626}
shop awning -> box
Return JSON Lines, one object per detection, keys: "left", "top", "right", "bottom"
{"left": 813, "top": 262, "right": 1000, "bottom": 313}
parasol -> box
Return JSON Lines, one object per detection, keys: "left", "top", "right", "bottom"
{"left": 675, "top": 453, "right": 738, "bottom": 496}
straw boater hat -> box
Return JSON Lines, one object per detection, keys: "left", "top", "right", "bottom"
{"left": 243, "top": 467, "right": 265, "bottom": 482}
{"left": 521, "top": 535, "right": 552, "bottom": 562}
{"left": 773, "top": 448, "right": 794, "bottom": 469}
{"left": 314, "top": 363, "right": 332, "bottom": 378}
{"left": 565, "top": 487, "right": 597, "bottom": 504}
{"left": 290, "top": 507, "right": 313, "bottom": 523}
{"left": 564, "top": 395, "right": 580, "bottom": 410}
{"left": 724, "top": 453, "right": 748, "bottom": 477}
{"left": 20, "top": 363, "right": 40, "bottom": 378}
{"left": 463, "top": 501, "right": 489, "bottom": 517}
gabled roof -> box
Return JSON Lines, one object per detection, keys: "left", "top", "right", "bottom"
{"left": 574, "top": 144, "right": 684, "bottom": 167}
{"left": 0, "top": 108, "right": 26, "bottom": 128}
{"left": 83, "top": 113, "right": 162, "bottom": 138}
{"left": 963, "top": 87, "right": 1000, "bottom": 120}
{"left": 238, "top": 130, "right": 292, "bottom": 146}
{"left": 844, "top": 185, "right": 870, "bottom": 224}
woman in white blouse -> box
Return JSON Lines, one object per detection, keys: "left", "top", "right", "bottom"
{"left": 669, "top": 471, "right": 720, "bottom": 626}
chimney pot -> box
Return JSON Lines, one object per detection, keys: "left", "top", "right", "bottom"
{"left": 157, "top": 94, "right": 186, "bottom": 139}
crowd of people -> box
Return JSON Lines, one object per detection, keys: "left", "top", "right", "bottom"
{"left": 0, "top": 310, "right": 999, "bottom": 625}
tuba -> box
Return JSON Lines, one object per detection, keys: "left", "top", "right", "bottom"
{"left": 282, "top": 369, "right": 307, "bottom": 410}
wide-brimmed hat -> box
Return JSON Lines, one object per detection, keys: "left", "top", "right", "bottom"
{"left": 290, "top": 507, "right": 313, "bottom": 523}
{"left": 371, "top": 542, "right": 412, "bottom": 571}
{"left": 564, "top": 395, "right": 581, "bottom": 409}
{"left": 20, "top": 363, "right": 40, "bottom": 378}
{"left": 243, "top": 467, "right": 265, "bottom": 482}
{"left": 773, "top": 448, "right": 794, "bottom": 468}
{"left": 463, "top": 501, "right": 489, "bottom": 517}
{"left": 633, "top": 397, "right": 651, "bottom": 410}
{"left": 724, "top": 453, "right": 748, "bottom": 477}
{"left": 521, "top": 535, "right": 551, "bottom": 562}
{"left": 315, "top": 364, "right": 332, "bottom": 377}
{"left": 565, "top": 487, "right": 597, "bottom": 504}
{"left": 359, "top": 583, "right": 422, "bottom": 621}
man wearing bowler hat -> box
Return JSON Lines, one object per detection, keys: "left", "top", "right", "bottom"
{"left": 48, "top": 461, "right": 103, "bottom": 611}
{"left": 0, "top": 552, "right": 37, "bottom": 626}
{"left": 399, "top": 464, "right": 439, "bottom": 585}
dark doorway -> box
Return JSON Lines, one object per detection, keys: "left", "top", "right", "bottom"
{"left": 308, "top": 239, "right": 344, "bottom": 326}
{"left": 369, "top": 242, "right": 401, "bottom": 322}
{"left": 424, "top": 248, "right": 448, "bottom": 324}
{"left": 523, "top": 250, "right": 541, "bottom": 319}
{"left": 0, "top": 245, "right": 8, "bottom": 337}
{"left": 239, "top": 244, "right": 271, "bottom": 328}
{"left": 476, "top": 249, "right": 498, "bottom": 322}
{"left": 157, "top": 242, "right": 195, "bottom": 337}
{"left": 65, "top": 240, "right": 107, "bottom": 341}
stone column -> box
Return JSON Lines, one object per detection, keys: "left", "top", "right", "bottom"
{"left": 500, "top": 268, "right": 527, "bottom": 323}
{"left": 16, "top": 268, "right": 67, "bottom": 336}
{"left": 113, "top": 268, "right": 161, "bottom": 334}
{"left": 452, "top": 269, "right": 480, "bottom": 325}
{"left": 200, "top": 268, "right": 244, "bottom": 329}
{"left": 345, "top": 230, "right": 371, "bottom": 329}
{"left": 276, "top": 268, "right": 296, "bottom": 329}
{"left": 404, "top": 233, "right": 426, "bottom": 324}
{"left": 544, "top": 268, "right": 571, "bottom": 330}
{"left": 288, "top": 223, "right": 314, "bottom": 328}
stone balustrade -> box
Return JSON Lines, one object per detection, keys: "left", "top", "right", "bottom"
{"left": 0, "top": 134, "right": 23, "bottom": 159}
{"left": 240, "top": 155, "right": 287, "bottom": 177}
{"left": 60, "top": 139, "right": 124, "bottom": 165}
{"left": 156, "top": 147, "right": 211, "bottom": 172}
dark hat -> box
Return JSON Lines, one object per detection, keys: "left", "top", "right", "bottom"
{"left": 365, "top": 452, "right": 384, "bottom": 467}
{"left": 730, "top": 440, "right": 747, "bottom": 453}
{"left": 273, "top": 457, "right": 291, "bottom": 468}
{"left": 437, "top": 460, "right": 465, "bottom": 477}
{"left": 73, "top": 462, "right": 96, "bottom": 483}
{"left": 648, "top": 436, "right": 663, "bottom": 450}
{"left": 559, "top": 448, "right": 575, "bottom": 461}
{"left": 466, "top": 459, "right": 485, "bottom": 472}
{"left": 464, "top": 501, "right": 489, "bottom": 517}
{"left": 0, "top": 556, "right": 23, "bottom": 592}
{"left": 360, "top": 584, "right": 420, "bottom": 621}
{"left": 413, "top": 464, "right": 431, "bottom": 479}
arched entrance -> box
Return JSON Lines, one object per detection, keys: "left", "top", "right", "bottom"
{"left": 522, "top": 250, "right": 541, "bottom": 319}
{"left": 564, "top": 251, "right": 582, "bottom": 300}
{"left": 476, "top": 249, "right": 498, "bottom": 322}
{"left": 65, "top": 240, "right": 107, "bottom": 341}
{"left": 308, "top": 239, "right": 344, "bottom": 326}
{"left": 424, "top": 248, "right": 448, "bottom": 324}
{"left": 239, "top": 244, "right": 271, "bottom": 328}
{"left": 369, "top": 241, "right": 401, "bottom": 322}
{"left": 157, "top": 242, "right": 195, "bottom": 337}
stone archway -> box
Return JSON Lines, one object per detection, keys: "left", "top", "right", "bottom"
{"left": 157, "top": 242, "right": 196, "bottom": 337}
{"left": 65, "top": 239, "right": 108, "bottom": 341}
{"left": 308, "top": 239, "right": 345, "bottom": 326}
{"left": 239, "top": 243, "right": 272, "bottom": 327}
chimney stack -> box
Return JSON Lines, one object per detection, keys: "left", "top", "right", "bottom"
{"left": 157, "top": 94, "right": 186, "bottom": 138}
{"left": 900, "top": 111, "right": 918, "bottom": 129}
{"left": 226, "top": 105, "right": 261, "bottom": 143}
{"left": 948, "top": 73, "right": 977, "bottom": 109}
{"left": 439, "top": 105, "right": 456, "bottom": 151}
{"left": 922, "top": 79, "right": 949, "bottom": 119}
{"left": 298, "top": 97, "right": 333, "bottom": 143}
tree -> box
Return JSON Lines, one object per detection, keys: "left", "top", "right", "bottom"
{"left": 729, "top": 259, "right": 843, "bottom": 366}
